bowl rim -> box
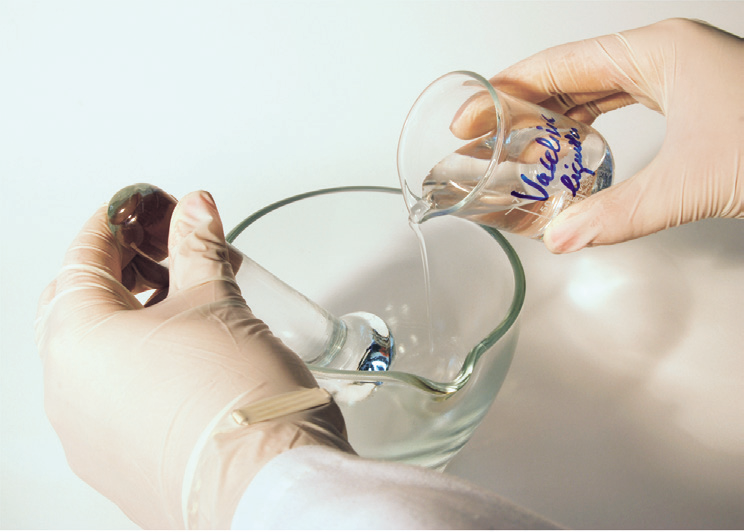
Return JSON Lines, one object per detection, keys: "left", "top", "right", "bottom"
{"left": 226, "top": 186, "right": 525, "bottom": 396}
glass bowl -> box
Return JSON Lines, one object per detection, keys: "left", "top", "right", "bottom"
{"left": 227, "top": 186, "right": 525, "bottom": 470}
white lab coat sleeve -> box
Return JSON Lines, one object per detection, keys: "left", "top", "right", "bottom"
{"left": 230, "top": 445, "right": 560, "bottom": 529}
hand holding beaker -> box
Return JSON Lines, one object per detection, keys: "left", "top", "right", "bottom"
{"left": 398, "top": 71, "right": 613, "bottom": 240}
{"left": 483, "top": 19, "right": 743, "bottom": 252}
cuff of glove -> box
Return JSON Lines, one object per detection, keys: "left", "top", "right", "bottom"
{"left": 181, "top": 388, "right": 354, "bottom": 529}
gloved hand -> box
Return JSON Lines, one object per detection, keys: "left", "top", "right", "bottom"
{"left": 456, "top": 18, "right": 744, "bottom": 252}
{"left": 35, "top": 190, "right": 353, "bottom": 529}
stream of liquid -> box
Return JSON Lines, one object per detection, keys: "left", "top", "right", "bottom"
{"left": 408, "top": 219, "right": 435, "bottom": 358}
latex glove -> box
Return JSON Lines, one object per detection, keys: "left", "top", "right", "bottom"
{"left": 35, "top": 190, "right": 353, "bottom": 529}
{"left": 456, "top": 18, "right": 744, "bottom": 252}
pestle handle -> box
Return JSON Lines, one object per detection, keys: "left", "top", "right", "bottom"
{"left": 107, "top": 183, "right": 177, "bottom": 263}
{"left": 105, "top": 184, "right": 386, "bottom": 370}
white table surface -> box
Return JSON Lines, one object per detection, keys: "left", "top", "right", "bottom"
{"left": 2, "top": 1, "right": 742, "bottom": 528}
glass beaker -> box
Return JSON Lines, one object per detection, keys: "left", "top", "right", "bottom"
{"left": 398, "top": 71, "right": 613, "bottom": 239}
{"left": 228, "top": 186, "right": 525, "bottom": 470}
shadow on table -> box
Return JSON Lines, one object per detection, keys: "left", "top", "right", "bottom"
{"left": 446, "top": 218, "right": 744, "bottom": 529}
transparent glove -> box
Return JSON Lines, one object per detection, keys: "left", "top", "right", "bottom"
{"left": 35, "top": 190, "right": 353, "bottom": 529}
{"left": 455, "top": 18, "right": 743, "bottom": 252}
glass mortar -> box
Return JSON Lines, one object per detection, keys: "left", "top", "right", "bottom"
{"left": 227, "top": 186, "right": 525, "bottom": 470}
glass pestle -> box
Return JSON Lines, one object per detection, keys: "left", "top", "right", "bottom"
{"left": 107, "top": 184, "right": 393, "bottom": 372}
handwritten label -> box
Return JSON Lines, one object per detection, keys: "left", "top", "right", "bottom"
{"left": 511, "top": 114, "right": 594, "bottom": 202}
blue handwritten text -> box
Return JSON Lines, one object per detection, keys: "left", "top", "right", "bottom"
{"left": 511, "top": 115, "right": 595, "bottom": 202}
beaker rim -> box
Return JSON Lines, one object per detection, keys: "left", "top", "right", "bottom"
{"left": 397, "top": 70, "right": 506, "bottom": 222}
{"left": 227, "top": 186, "right": 525, "bottom": 396}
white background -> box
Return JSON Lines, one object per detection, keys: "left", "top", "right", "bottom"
{"left": 1, "top": 1, "right": 742, "bottom": 528}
